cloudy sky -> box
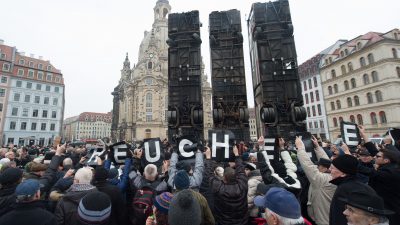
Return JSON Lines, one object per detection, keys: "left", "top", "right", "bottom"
{"left": 1, "top": 0, "right": 399, "bottom": 118}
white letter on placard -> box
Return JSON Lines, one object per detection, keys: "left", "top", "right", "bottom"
{"left": 343, "top": 124, "right": 358, "bottom": 146}
{"left": 179, "top": 139, "right": 195, "bottom": 158}
{"left": 87, "top": 149, "right": 105, "bottom": 164}
{"left": 144, "top": 141, "right": 161, "bottom": 163}
{"left": 212, "top": 133, "right": 230, "bottom": 159}
{"left": 113, "top": 146, "right": 127, "bottom": 164}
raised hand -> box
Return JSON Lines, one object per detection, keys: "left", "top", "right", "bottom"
{"left": 295, "top": 136, "right": 304, "bottom": 150}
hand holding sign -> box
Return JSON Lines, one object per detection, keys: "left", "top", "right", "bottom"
{"left": 204, "top": 146, "right": 211, "bottom": 160}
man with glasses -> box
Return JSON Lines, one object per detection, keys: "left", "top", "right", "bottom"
{"left": 340, "top": 189, "right": 393, "bottom": 225}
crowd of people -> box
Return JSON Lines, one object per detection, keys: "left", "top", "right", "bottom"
{"left": 0, "top": 125, "right": 399, "bottom": 225}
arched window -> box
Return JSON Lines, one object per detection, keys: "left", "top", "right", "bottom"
{"left": 367, "top": 53, "right": 375, "bottom": 64}
{"left": 350, "top": 115, "right": 355, "bottom": 123}
{"left": 344, "top": 80, "right": 349, "bottom": 90}
{"left": 360, "top": 57, "right": 366, "bottom": 67}
{"left": 328, "top": 86, "right": 333, "bottom": 95}
{"left": 315, "top": 90, "right": 320, "bottom": 101}
{"left": 340, "top": 51, "right": 344, "bottom": 57}
{"left": 336, "top": 100, "right": 341, "bottom": 109}
{"left": 339, "top": 117, "right": 344, "bottom": 123}
{"left": 363, "top": 74, "right": 370, "bottom": 85}
{"left": 330, "top": 102, "right": 335, "bottom": 111}
{"left": 313, "top": 77, "right": 318, "bottom": 87}
{"left": 350, "top": 78, "right": 356, "bottom": 88}
{"left": 357, "top": 114, "right": 363, "bottom": 125}
{"left": 367, "top": 92, "right": 373, "bottom": 104}
{"left": 148, "top": 61, "right": 153, "bottom": 69}
{"left": 371, "top": 71, "right": 379, "bottom": 82}
{"left": 331, "top": 69, "right": 336, "bottom": 78}
{"left": 345, "top": 49, "right": 349, "bottom": 55}
{"left": 370, "top": 112, "right": 377, "bottom": 125}
{"left": 146, "top": 93, "right": 153, "bottom": 107}
{"left": 341, "top": 65, "right": 346, "bottom": 75}
{"left": 348, "top": 62, "right": 353, "bottom": 72}
{"left": 375, "top": 90, "right": 383, "bottom": 102}
{"left": 379, "top": 111, "right": 387, "bottom": 124}
{"left": 397, "top": 67, "right": 400, "bottom": 78}
{"left": 333, "top": 117, "right": 338, "bottom": 127}
{"left": 347, "top": 97, "right": 353, "bottom": 107}
{"left": 333, "top": 84, "right": 338, "bottom": 93}
{"left": 354, "top": 96, "right": 360, "bottom": 106}
{"left": 357, "top": 42, "right": 362, "bottom": 50}
{"left": 392, "top": 48, "right": 398, "bottom": 59}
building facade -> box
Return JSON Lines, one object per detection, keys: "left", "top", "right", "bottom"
{"left": 0, "top": 40, "right": 65, "bottom": 146}
{"left": 298, "top": 41, "right": 346, "bottom": 140}
{"left": 111, "top": 0, "right": 212, "bottom": 142}
{"left": 321, "top": 29, "right": 400, "bottom": 138}
{"left": 64, "top": 112, "right": 112, "bottom": 141}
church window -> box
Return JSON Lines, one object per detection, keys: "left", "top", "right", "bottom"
{"left": 148, "top": 62, "right": 153, "bottom": 70}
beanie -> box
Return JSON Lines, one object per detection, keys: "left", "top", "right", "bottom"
{"left": 78, "top": 191, "right": 111, "bottom": 225}
{"left": 94, "top": 167, "right": 109, "bottom": 181}
{"left": 0, "top": 167, "right": 23, "bottom": 185}
{"left": 154, "top": 192, "right": 173, "bottom": 214}
{"left": 168, "top": 189, "right": 201, "bottom": 225}
{"left": 332, "top": 155, "right": 358, "bottom": 175}
{"left": 174, "top": 170, "right": 190, "bottom": 190}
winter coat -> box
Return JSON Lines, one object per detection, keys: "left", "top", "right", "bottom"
{"left": 168, "top": 151, "right": 204, "bottom": 190}
{"left": 54, "top": 186, "right": 97, "bottom": 225}
{"left": 297, "top": 146, "right": 336, "bottom": 225}
{"left": 358, "top": 162, "right": 400, "bottom": 225}
{"left": 0, "top": 201, "right": 56, "bottom": 225}
{"left": 247, "top": 169, "right": 263, "bottom": 218}
{"left": 104, "top": 158, "right": 132, "bottom": 192}
{"left": 94, "top": 181, "right": 127, "bottom": 225}
{"left": 199, "top": 159, "right": 215, "bottom": 213}
{"left": 0, "top": 184, "right": 17, "bottom": 216}
{"left": 329, "top": 175, "right": 376, "bottom": 225}
{"left": 129, "top": 170, "right": 168, "bottom": 194}
{"left": 208, "top": 157, "right": 248, "bottom": 225}
{"left": 191, "top": 189, "right": 215, "bottom": 225}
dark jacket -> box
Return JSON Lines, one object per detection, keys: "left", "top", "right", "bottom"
{"left": 0, "top": 184, "right": 17, "bottom": 216}
{"left": 358, "top": 163, "right": 400, "bottom": 225}
{"left": 200, "top": 159, "right": 215, "bottom": 214}
{"left": 0, "top": 201, "right": 56, "bottom": 225}
{"left": 208, "top": 157, "right": 248, "bottom": 225}
{"left": 94, "top": 181, "right": 127, "bottom": 225}
{"left": 54, "top": 187, "right": 97, "bottom": 225}
{"left": 329, "top": 175, "right": 376, "bottom": 225}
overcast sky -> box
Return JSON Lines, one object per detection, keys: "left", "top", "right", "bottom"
{"left": 1, "top": 0, "right": 399, "bottom": 118}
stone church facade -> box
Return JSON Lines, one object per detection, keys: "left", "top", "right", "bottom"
{"left": 111, "top": 0, "right": 212, "bottom": 142}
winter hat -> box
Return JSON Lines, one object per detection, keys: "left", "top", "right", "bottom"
{"left": 174, "top": 170, "right": 190, "bottom": 190}
{"left": 254, "top": 187, "right": 301, "bottom": 219}
{"left": 168, "top": 189, "right": 201, "bottom": 225}
{"left": 332, "top": 154, "right": 358, "bottom": 175}
{"left": 358, "top": 149, "right": 371, "bottom": 156}
{"left": 0, "top": 167, "right": 23, "bottom": 185}
{"left": 94, "top": 167, "right": 109, "bottom": 181}
{"left": 245, "top": 162, "right": 257, "bottom": 171}
{"left": 242, "top": 152, "right": 250, "bottom": 161}
{"left": 154, "top": 192, "right": 174, "bottom": 214}
{"left": 15, "top": 179, "right": 40, "bottom": 197}
{"left": 78, "top": 191, "right": 111, "bottom": 225}
{"left": 317, "top": 158, "right": 332, "bottom": 169}
{"left": 30, "top": 162, "right": 47, "bottom": 172}
{"left": 176, "top": 161, "right": 191, "bottom": 173}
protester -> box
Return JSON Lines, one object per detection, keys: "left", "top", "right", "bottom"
{"left": 341, "top": 189, "right": 393, "bottom": 225}
{"left": 329, "top": 154, "right": 377, "bottom": 225}
{"left": 295, "top": 136, "right": 336, "bottom": 225}
{"left": 0, "top": 179, "right": 57, "bottom": 225}
{"left": 205, "top": 145, "right": 248, "bottom": 225}
{"left": 168, "top": 189, "right": 201, "bottom": 225}
{"left": 77, "top": 191, "right": 112, "bottom": 225}
{"left": 254, "top": 187, "right": 308, "bottom": 225}
{"left": 245, "top": 162, "right": 263, "bottom": 224}
{"left": 0, "top": 167, "right": 23, "bottom": 216}
{"left": 146, "top": 192, "right": 173, "bottom": 225}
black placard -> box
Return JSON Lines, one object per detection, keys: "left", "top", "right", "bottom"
{"left": 142, "top": 138, "right": 164, "bottom": 167}
{"left": 109, "top": 141, "right": 129, "bottom": 165}
{"left": 340, "top": 121, "right": 361, "bottom": 148}
{"left": 208, "top": 130, "right": 235, "bottom": 162}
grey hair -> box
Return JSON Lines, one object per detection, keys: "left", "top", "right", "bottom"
{"left": 266, "top": 208, "right": 305, "bottom": 225}
{"left": 74, "top": 167, "right": 93, "bottom": 184}
{"left": 63, "top": 158, "right": 73, "bottom": 167}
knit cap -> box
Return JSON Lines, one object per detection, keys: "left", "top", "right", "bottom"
{"left": 78, "top": 191, "right": 111, "bottom": 225}
{"left": 332, "top": 154, "right": 358, "bottom": 175}
{"left": 168, "top": 189, "right": 201, "bottom": 225}
{"left": 174, "top": 170, "right": 190, "bottom": 190}
{"left": 154, "top": 192, "right": 173, "bottom": 214}
{"left": 0, "top": 167, "right": 23, "bottom": 185}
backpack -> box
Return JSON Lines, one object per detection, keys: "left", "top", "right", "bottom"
{"left": 131, "top": 185, "right": 156, "bottom": 225}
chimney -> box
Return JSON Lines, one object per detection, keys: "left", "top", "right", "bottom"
{"left": 39, "top": 56, "right": 43, "bottom": 60}
{"left": 30, "top": 54, "right": 35, "bottom": 58}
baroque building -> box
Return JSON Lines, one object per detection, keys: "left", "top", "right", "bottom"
{"left": 320, "top": 29, "right": 400, "bottom": 139}
{"left": 111, "top": 0, "right": 212, "bottom": 142}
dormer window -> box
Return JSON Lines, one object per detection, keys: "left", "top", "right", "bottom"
{"left": 357, "top": 42, "right": 362, "bottom": 50}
